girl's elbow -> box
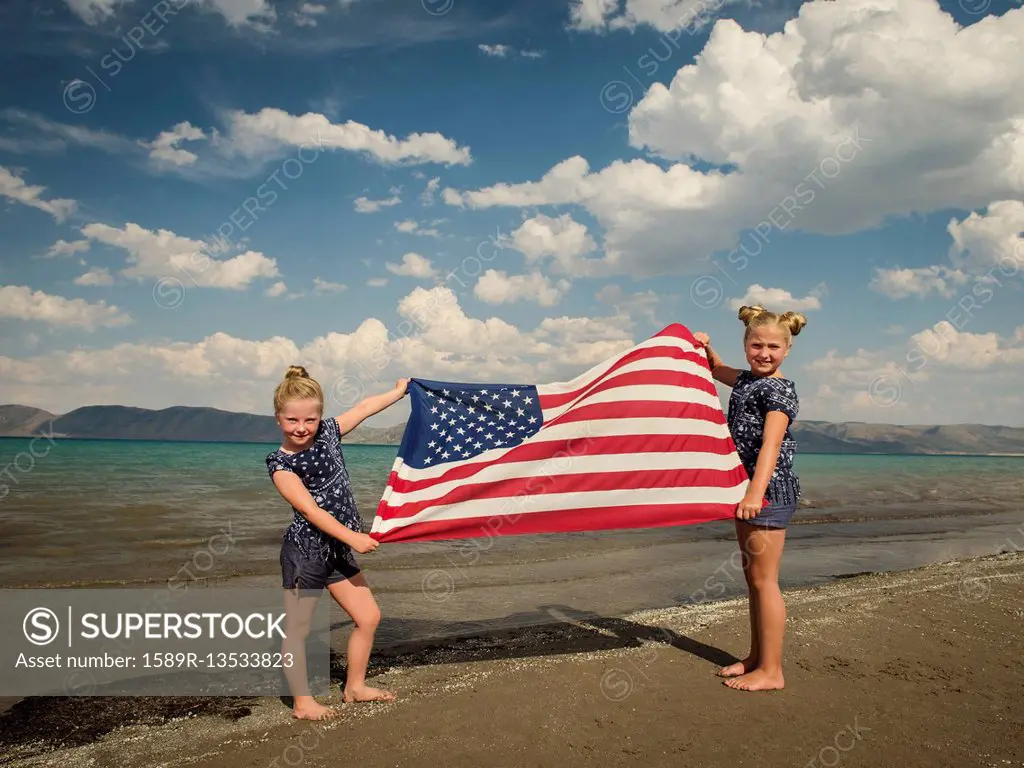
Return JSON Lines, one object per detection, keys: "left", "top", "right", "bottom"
{"left": 350, "top": 401, "right": 373, "bottom": 421}
{"left": 300, "top": 503, "right": 323, "bottom": 519}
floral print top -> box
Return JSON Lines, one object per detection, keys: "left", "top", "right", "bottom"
{"left": 726, "top": 370, "right": 801, "bottom": 506}
{"left": 266, "top": 416, "right": 362, "bottom": 560}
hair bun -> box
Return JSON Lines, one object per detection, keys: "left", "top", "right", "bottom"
{"left": 284, "top": 365, "right": 310, "bottom": 380}
{"left": 778, "top": 311, "right": 808, "bottom": 336}
{"left": 737, "top": 305, "right": 767, "bottom": 326}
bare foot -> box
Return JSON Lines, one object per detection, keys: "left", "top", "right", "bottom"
{"left": 717, "top": 657, "right": 758, "bottom": 677}
{"left": 723, "top": 669, "right": 785, "bottom": 691}
{"left": 343, "top": 686, "right": 397, "bottom": 703}
{"left": 292, "top": 701, "right": 339, "bottom": 720}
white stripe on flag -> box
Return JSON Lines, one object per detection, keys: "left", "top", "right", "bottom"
{"left": 537, "top": 356, "right": 714, "bottom": 408}
{"left": 372, "top": 484, "right": 747, "bottom": 535}
{"left": 541, "top": 384, "right": 722, "bottom": 421}
{"left": 384, "top": 450, "right": 745, "bottom": 508}
{"left": 591, "top": 356, "right": 711, "bottom": 381}
{"left": 385, "top": 416, "right": 733, "bottom": 482}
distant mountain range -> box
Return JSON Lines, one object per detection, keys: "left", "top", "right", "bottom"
{"left": 0, "top": 404, "right": 405, "bottom": 445}
{"left": 1, "top": 403, "right": 1023, "bottom": 455}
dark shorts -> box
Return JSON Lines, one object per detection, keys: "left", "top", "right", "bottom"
{"left": 280, "top": 539, "right": 360, "bottom": 593}
{"left": 745, "top": 500, "right": 798, "bottom": 530}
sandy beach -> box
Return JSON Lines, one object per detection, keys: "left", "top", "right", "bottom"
{"left": 2, "top": 551, "right": 1022, "bottom": 768}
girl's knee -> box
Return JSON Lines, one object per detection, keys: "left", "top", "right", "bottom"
{"left": 356, "top": 606, "right": 382, "bottom": 631}
{"left": 747, "top": 572, "right": 779, "bottom": 592}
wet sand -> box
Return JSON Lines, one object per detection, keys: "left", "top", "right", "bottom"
{"left": 2, "top": 552, "right": 1022, "bottom": 768}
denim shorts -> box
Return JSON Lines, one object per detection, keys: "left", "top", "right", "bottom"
{"left": 745, "top": 500, "right": 798, "bottom": 530}
{"left": 281, "top": 539, "right": 360, "bottom": 592}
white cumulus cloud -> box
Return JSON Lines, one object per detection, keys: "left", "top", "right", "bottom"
{"left": 449, "top": 0, "right": 1024, "bottom": 278}
{"left": 473, "top": 270, "right": 570, "bottom": 307}
{"left": 728, "top": 284, "right": 824, "bottom": 312}
{"left": 354, "top": 193, "right": 401, "bottom": 213}
{"left": 215, "top": 107, "right": 472, "bottom": 167}
{"left": 873, "top": 200, "right": 1024, "bottom": 299}
{"left": 0, "top": 285, "right": 131, "bottom": 330}
{"left": 510, "top": 213, "right": 606, "bottom": 276}
{"left": 145, "top": 122, "right": 206, "bottom": 167}
{"left": 313, "top": 277, "right": 347, "bottom": 294}
{"left": 385, "top": 252, "right": 438, "bottom": 279}
{"left": 74, "top": 268, "right": 115, "bottom": 287}
{"left": 80, "top": 222, "right": 280, "bottom": 289}
{"left": 568, "top": 0, "right": 721, "bottom": 32}
{"left": 0, "top": 166, "right": 76, "bottom": 222}
{"left": 44, "top": 239, "right": 91, "bottom": 258}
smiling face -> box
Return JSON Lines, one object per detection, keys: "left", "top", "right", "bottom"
{"left": 744, "top": 323, "right": 791, "bottom": 377}
{"left": 275, "top": 398, "right": 322, "bottom": 452}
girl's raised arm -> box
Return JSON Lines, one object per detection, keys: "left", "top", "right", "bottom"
{"left": 694, "top": 333, "right": 742, "bottom": 388}
{"left": 335, "top": 378, "right": 409, "bottom": 436}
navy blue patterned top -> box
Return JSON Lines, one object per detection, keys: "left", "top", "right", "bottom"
{"left": 726, "top": 371, "right": 801, "bottom": 506}
{"left": 265, "top": 416, "right": 362, "bottom": 560}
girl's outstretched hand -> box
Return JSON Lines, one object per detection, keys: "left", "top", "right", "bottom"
{"left": 350, "top": 533, "right": 380, "bottom": 554}
{"left": 735, "top": 493, "right": 763, "bottom": 520}
{"left": 693, "top": 332, "right": 710, "bottom": 347}
{"left": 395, "top": 378, "right": 410, "bottom": 396}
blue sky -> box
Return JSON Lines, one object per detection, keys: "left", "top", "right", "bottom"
{"left": 1, "top": 0, "right": 1023, "bottom": 427}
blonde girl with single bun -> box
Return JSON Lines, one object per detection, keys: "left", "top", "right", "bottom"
{"left": 266, "top": 365, "right": 408, "bottom": 720}
{"left": 693, "top": 305, "right": 807, "bottom": 692}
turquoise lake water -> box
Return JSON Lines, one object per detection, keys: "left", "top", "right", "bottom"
{"left": 1, "top": 436, "right": 1020, "bottom": 583}
{"left": 1, "top": 437, "right": 1022, "bottom": 650}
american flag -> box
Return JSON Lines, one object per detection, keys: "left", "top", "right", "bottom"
{"left": 369, "top": 323, "right": 750, "bottom": 543}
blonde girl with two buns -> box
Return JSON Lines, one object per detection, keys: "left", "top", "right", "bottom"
{"left": 694, "top": 305, "right": 807, "bottom": 692}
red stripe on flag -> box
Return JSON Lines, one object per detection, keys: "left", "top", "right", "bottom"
{"left": 541, "top": 400, "right": 728, "bottom": 428}
{"left": 381, "top": 464, "right": 751, "bottom": 521}
{"left": 545, "top": 369, "right": 719, "bottom": 412}
{"left": 384, "top": 433, "right": 739, "bottom": 495}
{"left": 539, "top": 345, "right": 709, "bottom": 409}
{"left": 372, "top": 500, "right": 737, "bottom": 543}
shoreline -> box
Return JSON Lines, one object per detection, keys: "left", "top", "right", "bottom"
{"left": 3, "top": 506, "right": 1021, "bottom": 592}
{"left": 4, "top": 433, "right": 1024, "bottom": 457}
{"left": 2, "top": 551, "right": 1022, "bottom": 767}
